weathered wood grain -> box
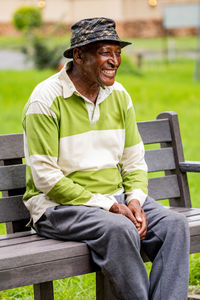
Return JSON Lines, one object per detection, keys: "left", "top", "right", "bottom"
{"left": 0, "top": 254, "right": 95, "bottom": 290}
{"left": 0, "top": 164, "right": 26, "bottom": 190}
{"left": 164, "top": 207, "right": 200, "bottom": 217}
{"left": 0, "top": 195, "right": 29, "bottom": 222}
{"left": 190, "top": 235, "right": 200, "bottom": 254}
{"left": 34, "top": 282, "right": 54, "bottom": 300}
{"left": 189, "top": 221, "right": 200, "bottom": 235}
{"left": 138, "top": 119, "right": 171, "bottom": 144}
{"left": 145, "top": 148, "right": 175, "bottom": 172}
{"left": 0, "top": 239, "right": 90, "bottom": 269}
{"left": 0, "top": 230, "right": 35, "bottom": 241}
{"left": 148, "top": 175, "right": 180, "bottom": 200}
{"left": 157, "top": 112, "right": 191, "bottom": 208}
{"left": 0, "top": 233, "right": 44, "bottom": 247}
{"left": 179, "top": 161, "right": 200, "bottom": 173}
{"left": 0, "top": 134, "right": 24, "bottom": 160}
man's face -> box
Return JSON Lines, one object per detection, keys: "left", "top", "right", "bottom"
{"left": 80, "top": 42, "right": 121, "bottom": 87}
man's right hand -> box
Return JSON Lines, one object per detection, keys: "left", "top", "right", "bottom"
{"left": 109, "top": 202, "right": 139, "bottom": 230}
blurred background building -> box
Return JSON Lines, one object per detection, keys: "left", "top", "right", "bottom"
{"left": 0, "top": 0, "right": 199, "bottom": 37}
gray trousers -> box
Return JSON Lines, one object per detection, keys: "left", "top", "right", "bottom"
{"left": 34, "top": 196, "right": 190, "bottom": 300}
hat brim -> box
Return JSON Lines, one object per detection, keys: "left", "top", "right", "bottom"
{"left": 63, "top": 38, "right": 132, "bottom": 59}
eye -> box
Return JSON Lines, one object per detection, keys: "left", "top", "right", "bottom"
{"left": 115, "top": 51, "right": 121, "bottom": 57}
{"left": 100, "top": 51, "right": 111, "bottom": 56}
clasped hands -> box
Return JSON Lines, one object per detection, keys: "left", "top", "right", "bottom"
{"left": 109, "top": 199, "right": 148, "bottom": 240}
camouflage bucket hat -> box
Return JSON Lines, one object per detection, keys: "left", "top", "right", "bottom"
{"left": 63, "top": 17, "right": 132, "bottom": 58}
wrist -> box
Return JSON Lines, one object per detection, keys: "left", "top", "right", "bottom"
{"left": 126, "top": 190, "right": 147, "bottom": 207}
{"left": 128, "top": 199, "right": 141, "bottom": 207}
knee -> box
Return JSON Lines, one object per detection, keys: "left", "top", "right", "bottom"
{"left": 104, "top": 212, "right": 132, "bottom": 233}
{"left": 168, "top": 211, "right": 187, "bottom": 225}
{"left": 164, "top": 211, "right": 189, "bottom": 234}
{"left": 104, "top": 213, "right": 140, "bottom": 247}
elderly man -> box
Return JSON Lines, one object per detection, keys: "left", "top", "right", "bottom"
{"left": 22, "top": 18, "right": 189, "bottom": 300}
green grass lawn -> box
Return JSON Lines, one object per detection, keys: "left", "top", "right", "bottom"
{"left": 0, "top": 35, "right": 198, "bottom": 52}
{"left": 127, "top": 35, "right": 199, "bottom": 52}
{"left": 0, "top": 58, "right": 200, "bottom": 298}
{"left": 0, "top": 35, "right": 69, "bottom": 51}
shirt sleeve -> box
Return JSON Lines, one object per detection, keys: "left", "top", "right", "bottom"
{"left": 119, "top": 97, "right": 148, "bottom": 207}
{"left": 23, "top": 100, "right": 116, "bottom": 211}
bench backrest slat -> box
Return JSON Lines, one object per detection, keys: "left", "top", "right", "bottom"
{"left": 149, "top": 175, "right": 180, "bottom": 200}
{"left": 0, "top": 148, "right": 177, "bottom": 191}
{"left": 138, "top": 119, "right": 172, "bottom": 144}
{"left": 0, "top": 134, "right": 24, "bottom": 160}
{"left": 0, "top": 165, "right": 26, "bottom": 191}
{"left": 0, "top": 195, "right": 29, "bottom": 222}
{"left": 145, "top": 148, "right": 175, "bottom": 172}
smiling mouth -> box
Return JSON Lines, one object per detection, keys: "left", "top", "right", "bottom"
{"left": 102, "top": 69, "right": 116, "bottom": 77}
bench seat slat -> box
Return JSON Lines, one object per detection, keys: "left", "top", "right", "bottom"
{"left": 0, "top": 216, "right": 199, "bottom": 290}
{"left": 0, "top": 234, "right": 45, "bottom": 247}
{"left": 169, "top": 207, "right": 192, "bottom": 213}
{"left": 0, "top": 164, "right": 26, "bottom": 190}
{"left": 138, "top": 119, "right": 172, "bottom": 144}
{"left": 0, "top": 254, "right": 95, "bottom": 291}
{"left": 0, "top": 134, "right": 24, "bottom": 160}
{"left": 167, "top": 207, "right": 200, "bottom": 217}
{"left": 0, "top": 195, "right": 29, "bottom": 222}
{"left": 148, "top": 175, "right": 180, "bottom": 200}
{"left": 0, "top": 230, "right": 35, "bottom": 241}
{"left": 168, "top": 207, "right": 191, "bottom": 212}
{"left": 0, "top": 214, "right": 198, "bottom": 270}
{"left": 189, "top": 221, "right": 200, "bottom": 235}
{"left": 187, "top": 215, "right": 200, "bottom": 222}
{"left": 172, "top": 208, "right": 200, "bottom": 217}
{"left": 0, "top": 233, "right": 199, "bottom": 291}
{"left": 145, "top": 148, "right": 175, "bottom": 172}
{"left": 0, "top": 239, "right": 90, "bottom": 269}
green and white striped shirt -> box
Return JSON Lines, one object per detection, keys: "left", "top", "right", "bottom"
{"left": 22, "top": 63, "right": 148, "bottom": 223}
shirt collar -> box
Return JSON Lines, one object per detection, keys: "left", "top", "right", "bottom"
{"left": 58, "top": 61, "right": 114, "bottom": 103}
{"left": 58, "top": 61, "right": 76, "bottom": 98}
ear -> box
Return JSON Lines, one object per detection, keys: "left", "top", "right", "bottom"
{"left": 73, "top": 48, "right": 84, "bottom": 64}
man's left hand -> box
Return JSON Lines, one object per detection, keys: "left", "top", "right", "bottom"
{"left": 128, "top": 199, "right": 148, "bottom": 240}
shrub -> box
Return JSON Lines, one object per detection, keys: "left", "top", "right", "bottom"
{"left": 22, "top": 36, "right": 66, "bottom": 69}
{"left": 32, "top": 37, "right": 63, "bottom": 69}
{"left": 12, "top": 6, "right": 42, "bottom": 32}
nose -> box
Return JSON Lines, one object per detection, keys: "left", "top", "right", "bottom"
{"left": 108, "top": 53, "right": 121, "bottom": 68}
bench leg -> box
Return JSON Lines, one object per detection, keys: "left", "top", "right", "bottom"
{"left": 34, "top": 281, "right": 54, "bottom": 300}
{"left": 96, "top": 271, "right": 118, "bottom": 300}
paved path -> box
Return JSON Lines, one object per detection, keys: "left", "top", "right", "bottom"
{"left": 0, "top": 48, "right": 199, "bottom": 70}
{"left": 0, "top": 49, "right": 33, "bottom": 69}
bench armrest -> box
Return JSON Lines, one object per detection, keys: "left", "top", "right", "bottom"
{"left": 179, "top": 161, "right": 200, "bottom": 173}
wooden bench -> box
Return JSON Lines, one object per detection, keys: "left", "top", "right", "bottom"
{"left": 0, "top": 111, "right": 200, "bottom": 299}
